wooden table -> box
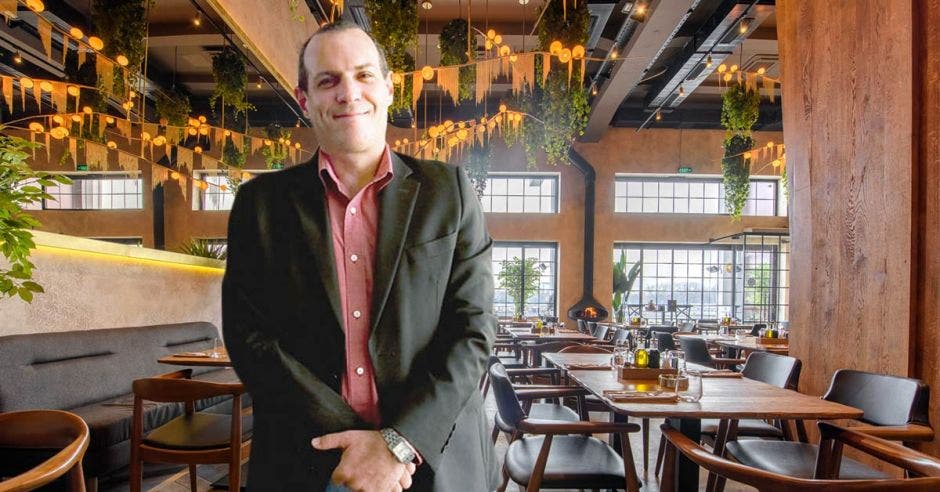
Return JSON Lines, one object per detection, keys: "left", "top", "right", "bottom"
{"left": 714, "top": 336, "right": 789, "bottom": 354}
{"left": 506, "top": 328, "right": 597, "bottom": 342}
{"left": 564, "top": 365, "right": 862, "bottom": 492}
{"left": 158, "top": 348, "right": 231, "bottom": 367}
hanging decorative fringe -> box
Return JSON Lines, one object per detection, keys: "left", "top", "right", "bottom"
{"left": 176, "top": 146, "right": 193, "bottom": 174}
{"left": 78, "top": 48, "right": 86, "bottom": 68}
{"left": 37, "top": 17, "right": 53, "bottom": 60}
{"left": 115, "top": 118, "right": 132, "bottom": 140}
{"left": 97, "top": 114, "right": 107, "bottom": 140}
{"left": 542, "top": 54, "right": 551, "bottom": 86}
{"left": 44, "top": 133, "right": 50, "bottom": 161}
{"left": 68, "top": 137, "right": 78, "bottom": 167}
{"left": 511, "top": 53, "right": 535, "bottom": 95}
{"left": 250, "top": 135, "right": 263, "bottom": 156}
{"left": 232, "top": 132, "right": 245, "bottom": 152}
{"left": 475, "top": 58, "right": 498, "bottom": 103}
{"left": 412, "top": 73, "right": 423, "bottom": 113}
{"left": 763, "top": 75, "right": 776, "bottom": 103}
{"left": 96, "top": 56, "right": 114, "bottom": 94}
{"left": 118, "top": 153, "right": 139, "bottom": 172}
{"left": 202, "top": 155, "right": 219, "bottom": 170}
{"left": 436, "top": 66, "right": 460, "bottom": 106}
{"left": 2, "top": 76, "right": 12, "bottom": 112}
{"left": 0, "top": 0, "right": 16, "bottom": 21}
{"left": 61, "top": 34, "right": 69, "bottom": 65}
{"left": 32, "top": 84, "right": 42, "bottom": 111}
{"left": 85, "top": 141, "right": 108, "bottom": 170}
{"left": 51, "top": 82, "right": 68, "bottom": 113}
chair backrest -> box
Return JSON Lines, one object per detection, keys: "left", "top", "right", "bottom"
{"left": 592, "top": 323, "right": 609, "bottom": 340}
{"left": 676, "top": 320, "right": 695, "bottom": 331}
{"left": 610, "top": 327, "right": 631, "bottom": 345}
{"left": 577, "top": 319, "right": 587, "bottom": 334}
{"left": 677, "top": 336, "right": 712, "bottom": 365}
{"left": 741, "top": 352, "right": 801, "bottom": 390}
{"left": 0, "top": 410, "right": 89, "bottom": 491}
{"left": 823, "top": 370, "right": 931, "bottom": 427}
{"left": 132, "top": 370, "right": 245, "bottom": 403}
{"left": 488, "top": 362, "right": 526, "bottom": 430}
{"left": 558, "top": 344, "right": 612, "bottom": 354}
{"left": 655, "top": 332, "right": 677, "bottom": 351}
{"left": 751, "top": 324, "right": 767, "bottom": 336}
{"left": 660, "top": 421, "right": 940, "bottom": 491}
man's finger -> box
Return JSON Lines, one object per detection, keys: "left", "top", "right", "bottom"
{"left": 399, "top": 469, "right": 413, "bottom": 490}
{"left": 405, "top": 462, "right": 416, "bottom": 475}
{"left": 311, "top": 431, "right": 350, "bottom": 450}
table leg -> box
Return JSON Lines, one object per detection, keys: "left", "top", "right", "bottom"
{"left": 666, "top": 417, "right": 701, "bottom": 492}
{"left": 711, "top": 419, "right": 738, "bottom": 492}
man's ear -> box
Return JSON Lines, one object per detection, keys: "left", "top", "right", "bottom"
{"left": 384, "top": 72, "right": 394, "bottom": 104}
{"left": 294, "top": 87, "right": 307, "bottom": 112}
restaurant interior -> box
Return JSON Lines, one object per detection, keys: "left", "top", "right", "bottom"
{"left": 0, "top": 0, "right": 937, "bottom": 491}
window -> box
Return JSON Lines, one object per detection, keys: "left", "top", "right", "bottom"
{"left": 614, "top": 176, "right": 783, "bottom": 216}
{"left": 41, "top": 173, "right": 143, "bottom": 210}
{"left": 492, "top": 242, "right": 558, "bottom": 318}
{"left": 481, "top": 174, "right": 558, "bottom": 213}
{"left": 613, "top": 235, "right": 789, "bottom": 323}
{"left": 194, "top": 172, "right": 237, "bottom": 211}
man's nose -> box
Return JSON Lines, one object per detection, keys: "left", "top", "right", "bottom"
{"left": 335, "top": 77, "right": 362, "bottom": 104}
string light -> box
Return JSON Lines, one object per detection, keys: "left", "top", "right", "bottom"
{"left": 655, "top": 110, "right": 662, "bottom": 121}
{"left": 705, "top": 54, "right": 713, "bottom": 68}
{"left": 420, "top": 0, "right": 432, "bottom": 9}
{"left": 69, "top": 27, "right": 84, "bottom": 39}
{"left": 193, "top": 13, "right": 202, "bottom": 27}
{"left": 13, "top": 52, "right": 22, "bottom": 64}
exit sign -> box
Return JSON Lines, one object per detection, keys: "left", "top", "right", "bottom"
{"left": 76, "top": 164, "right": 88, "bottom": 171}
{"left": 677, "top": 166, "right": 693, "bottom": 174}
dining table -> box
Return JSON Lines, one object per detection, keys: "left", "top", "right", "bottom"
{"left": 540, "top": 352, "right": 862, "bottom": 492}
{"left": 158, "top": 347, "right": 232, "bottom": 367}
{"left": 713, "top": 335, "right": 790, "bottom": 355}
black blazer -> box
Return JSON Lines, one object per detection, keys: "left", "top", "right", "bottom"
{"left": 222, "top": 152, "right": 498, "bottom": 491}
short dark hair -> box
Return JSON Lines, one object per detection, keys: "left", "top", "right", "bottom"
{"left": 297, "top": 20, "right": 390, "bottom": 91}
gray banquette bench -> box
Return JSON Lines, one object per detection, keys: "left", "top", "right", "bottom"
{"left": 0, "top": 321, "right": 247, "bottom": 487}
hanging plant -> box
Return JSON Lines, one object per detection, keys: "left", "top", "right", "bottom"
{"left": 364, "top": 0, "right": 417, "bottom": 113}
{"left": 91, "top": 0, "right": 149, "bottom": 96}
{"left": 210, "top": 47, "right": 255, "bottom": 118}
{"left": 538, "top": 0, "right": 591, "bottom": 50}
{"left": 155, "top": 87, "right": 192, "bottom": 127}
{"left": 720, "top": 83, "right": 760, "bottom": 220}
{"left": 462, "top": 144, "right": 491, "bottom": 198}
{"left": 260, "top": 124, "right": 290, "bottom": 169}
{"left": 439, "top": 19, "right": 473, "bottom": 103}
{"left": 0, "top": 134, "right": 71, "bottom": 302}
{"left": 220, "top": 136, "right": 248, "bottom": 193}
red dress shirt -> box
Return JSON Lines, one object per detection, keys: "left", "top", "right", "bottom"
{"left": 318, "top": 147, "right": 393, "bottom": 427}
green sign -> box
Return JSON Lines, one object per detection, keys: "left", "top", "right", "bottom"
{"left": 677, "top": 166, "right": 693, "bottom": 174}
{"left": 76, "top": 164, "right": 88, "bottom": 171}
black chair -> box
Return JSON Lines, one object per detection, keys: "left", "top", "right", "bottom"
{"left": 591, "top": 323, "right": 609, "bottom": 341}
{"left": 610, "top": 327, "right": 631, "bottom": 346}
{"left": 654, "top": 331, "right": 676, "bottom": 351}
{"left": 724, "top": 369, "right": 934, "bottom": 484}
{"left": 489, "top": 362, "right": 641, "bottom": 492}
{"left": 576, "top": 319, "right": 588, "bottom": 334}
{"left": 750, "top": 323, "right": 767, "bottom": 336}
{"left": 677, "top": 336, "right": 744, "bottom": 370}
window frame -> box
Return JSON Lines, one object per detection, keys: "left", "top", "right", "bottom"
{"left": 480, "top": 172, "right": 560, "bottom": 214}
{"left": 38, "top": 171, "right": 144, "bottom": 211}
{"left": 614, "top": 174, "right": 782, "bottom": 216}
{"left": 492, "top": 241, "right": 559, "bottom": 318}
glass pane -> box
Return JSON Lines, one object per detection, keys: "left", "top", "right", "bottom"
{"left": 507, "top": 196, "right": 523, "bottom": 212}
{"left": 627, "top": 197, "right": 642, "bottom": 212}
{"left": 627, "top": 181, "right": 642, "bottom": 196}
{"left": 642, "top": 197, "right": 658, "bottom": 212}
{"left": 507, "top": 179, "right": 523, "bottom": 195}
{"left": 643, "top": 182, "right": 658, "bottom": 197}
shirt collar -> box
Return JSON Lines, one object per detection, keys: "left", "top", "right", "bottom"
{"left": 317, "top": 145, "right": 394, "bottom": 197}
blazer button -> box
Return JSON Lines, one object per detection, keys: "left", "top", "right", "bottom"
{"left": 355, "top": 367, "right": 365, "bottom": 376}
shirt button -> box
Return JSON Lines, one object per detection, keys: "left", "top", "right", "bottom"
{"left": 350, "top": 207, "right": 357, "bottom": 215}
{"left": 350, "top": 254, "right": 358, "bottom": 262}
{"left": 353, "top": 310, "right": 361, "bottom": 319}
{"left": 355, "top": 367, "right": 365, "bottom": 376}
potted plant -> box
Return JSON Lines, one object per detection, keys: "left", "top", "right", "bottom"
{"left": 497, "top": 256, "right": 542, "bottom": 318}
{"left": 612, "top": 251, "right": 641, "bottom": 323}
{"left": 0, "top": 134, "right": 71, "bottom": 302}
{"left": 178, "top": 238, "right": 227, "bottom": 260}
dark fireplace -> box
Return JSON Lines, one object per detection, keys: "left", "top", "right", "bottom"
{"left": 566, "top": 149, "right": 609, "bottom": 322}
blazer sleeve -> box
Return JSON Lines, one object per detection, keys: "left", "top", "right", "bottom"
{"left": 388, "top": 165, "right": 496, "bottom": 470}
{"left": 222, "top": 182, "right": 359, "bottom": 427}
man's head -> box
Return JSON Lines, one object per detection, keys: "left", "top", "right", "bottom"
{"left": 294, "top": 21, "right": 394, "bottom": 158}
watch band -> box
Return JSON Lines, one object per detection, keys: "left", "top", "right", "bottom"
{"left": 380, "top": 427, "right": 416, "bottom": 464}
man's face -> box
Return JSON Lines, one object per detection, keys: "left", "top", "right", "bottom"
{"left": 295, "top": 29, "right": 393, "bottom": 156}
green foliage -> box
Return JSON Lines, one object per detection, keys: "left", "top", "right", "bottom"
{"left": 364, "top": 0, "right": 418, "bottom": 112}
{"left": 612, "top": 252, "right": 641, "bottom": 323}
{"left": 720, "top": 83, "right": 760, "bottom": 138}
{"left": 439, "top": 19, "right": 473, "bottom": 102}
{"left": 260, "top": 124, "right": 290, "bottom": 169}
{"left": 178, "top": 239, "right": 227, "bottom": 260}
{"left": 288, "top": 0, "right": 305, "bottom": 21}
{"left": 722, "top": 134, "right": 753, "bottom": 220}
{"left": 538, "top": 0, "right": 591, "bottom": 49}
{"left": 210, "top": 47, "right": 255, "bottom": 118}
{"left": 462, "top": 144, "right": 491, "bottom": 198}
{"left": 781, "top": 165, "right": 789, "bottom": 202}
{"left": 92, "top": 0, "right": 149, "bottom": 73}
{"left": 0, "top": 133, "right": 71, "bottom": 302}
{"left": 497, "top": 256, "right": 542, "bottom": 318}
{"left": 154, "top": 87, "right": 192, "bottom": 127}
{"left": 221, "top": 136, "right": 248, "bottom": 193}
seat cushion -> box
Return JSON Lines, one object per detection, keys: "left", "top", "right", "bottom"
{"left": 144, "top": 413, "right": 253, "bottom": 450}
{"left": 725, "top": 440, "right": 890, "bottom": 479}
{"left": 701, "top": 418, "right": 784, "bottom": 438}
{"left": 498, "top": 355, "right": 525, "bottom": 369}
{"left": 70, "top": 396, "right": 184, "bottom": 453}
{"left": 506, "top": 435, "right": 626, "bottom": 488}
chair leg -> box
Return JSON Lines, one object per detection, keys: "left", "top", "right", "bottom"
{"left": 497, "top": 463, "right": 510, "bottom": 492}
{"left": 129, "top": 450, "right": 142, "bottom": 492}
{"left": 525, "top": 435, "right": 553, "bottom": 492}
{"left": 661, "top": 438, "right": 677, "bottom": 492}
{"left": 230, "top": 451, "right": 242, "bottom": 492}
{"left": 642, "top": 418, "right": 650, "bottom": 472}
{"left": 654, "top": 435, "right": 666, "bottom": 476}
{"left": 188, "top": 464, "right": 198, "bottom": 492}
{"left": 618, "top": 432, "right": 641, "bottom": 492}
{"left": 67, "top": 463, "right": 86, "bottom": 492}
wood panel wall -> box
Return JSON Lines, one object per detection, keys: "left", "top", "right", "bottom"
{"left": 781, "top": 0, "right": 940, "bottom": 457}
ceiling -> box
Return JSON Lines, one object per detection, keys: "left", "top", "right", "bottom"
{"left": 0, "top": 0, "right": 780, "bottom": 133}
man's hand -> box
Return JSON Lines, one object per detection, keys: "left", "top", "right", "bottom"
{"left": 312, "top": 430, "right": 416, "bottom": 492}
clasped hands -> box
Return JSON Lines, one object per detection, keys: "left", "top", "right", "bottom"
{"left": 312, "top": 430, "right": 416, "bottom": 492}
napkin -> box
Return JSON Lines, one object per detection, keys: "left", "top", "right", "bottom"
{"left": 566, "top": 363, "right": 612, "bottom": 370}
{"left": 602, "top": 390, "right": 679, "bottom": 403}
{"left": 698, "top": 370, "right": 743, "bottom": 378}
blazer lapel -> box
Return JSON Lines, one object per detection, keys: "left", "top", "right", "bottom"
{"left": 371, "top": 153, "right": 419, "bottom": 334}
{"left": 287, "top": 155, "right": 344, "bottom": 333}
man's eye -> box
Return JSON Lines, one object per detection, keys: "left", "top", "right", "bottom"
{"left": 359, "top": 73, "right": 374, "bottom": 80}
{"left": 317, "top": 78, "right": 336, "bottom": 87}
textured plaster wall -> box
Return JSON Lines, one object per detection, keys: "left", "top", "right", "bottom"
{"left": 0, "top": 239, "right": 222, "bottom": 336}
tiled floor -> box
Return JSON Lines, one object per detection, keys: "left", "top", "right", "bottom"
{"left": 128, "top": 393, "right": 755, "bottom": 492}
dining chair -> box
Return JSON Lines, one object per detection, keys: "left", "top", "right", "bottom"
{"left": 660, "top": 421, "right": 940, "bottom": 491}
{"left": 489, "top": 362, "right": 641, "bottom": 492}
{"left": 0, "top": 410, "right": 89, "bottom": 491}
{"left": 610, "top": 327, "right": 631, "bottom": 345}
{"left": 655, "top": 331, "right": 677, "bottom": 351}
{"left": 722, "top": 369, "right": 933, "bottom": 486}
{"left": 130, "top": 369, "right": 252, "bottom": 492}
{"left": 677, "top": 336, "right": 745, "bottom": 370}
{"left": 576, "top": 319, "right": 588, "bottom": 334}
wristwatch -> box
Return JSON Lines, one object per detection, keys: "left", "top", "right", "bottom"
{"left": 380, "top": 428, "right": 416, "bottom": 464}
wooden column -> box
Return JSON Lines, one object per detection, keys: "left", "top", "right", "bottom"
{"left": 780, "top": 0, "right": 940, "bottom": 456}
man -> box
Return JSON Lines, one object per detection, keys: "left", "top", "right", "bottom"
{"left": 222, "top": 21, "right": 498, "bottom": 491}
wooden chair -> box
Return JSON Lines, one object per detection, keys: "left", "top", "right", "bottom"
{"left": 489, "top": 363, "right": 641, "bottom": 492}
{"left": 0, "top": 410, "right": 89, "bottom": 492}
{"left": 660, "top": 422, "right": 940, "bottom": 491}
{"left": 130, "top": 369, "right": 251, "bottom": 492}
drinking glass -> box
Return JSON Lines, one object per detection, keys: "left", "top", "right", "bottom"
{"left": 611, "top": 342, "right": 628, "bottom": 369}
{"left": 680, "top": 370, "right": 703, "bottom": 402}
{"left": 210, "top": 337, "right": 223, "bottom": 359}
{"left": 663, "top": 349, "right": 686, "bottom": 373}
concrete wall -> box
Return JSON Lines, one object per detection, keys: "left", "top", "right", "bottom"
{"left": 0, "top": 232, "right": 224, "bottom": 336}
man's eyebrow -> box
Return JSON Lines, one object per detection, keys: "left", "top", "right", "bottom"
{"left": 312, "top": 63, "right": 379, "bottom": 79}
